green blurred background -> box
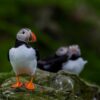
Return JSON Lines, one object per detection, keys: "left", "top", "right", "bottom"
{"left": 0, "top": 0, "right": 100, "bottom": 85}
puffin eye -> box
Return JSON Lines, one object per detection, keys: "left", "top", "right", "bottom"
{"left": 22, "top": 31, "right": 25, "bottom": 34}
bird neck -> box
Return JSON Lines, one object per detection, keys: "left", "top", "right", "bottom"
{"left": 70, "top": 55, "right": 81, "bottom": 60}
{"left": 15, "top": 39, "right": 30, "bottom": 48}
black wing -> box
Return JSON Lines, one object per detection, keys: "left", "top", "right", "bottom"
{"left": 7, "top": 49, "right": 10, "bottom": 62}
{"left": 34, "top": 48, "right": 40, "bottom": 61}
{"left": 38, "top": 55, "right": 68, "bottom": 72}
{"left": 42, "top": 55, "right": 68, "bottom": 65}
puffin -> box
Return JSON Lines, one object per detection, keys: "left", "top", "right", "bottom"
{"left": 62, "top": 45, "right": 87, "bottom": 75}
{"left": 8, "top": 28, "right": 39, "bottom": 90}
{"left": 38, "top": 45, "right": 87, "bottom": 75}
{"left": 38, "top": 46, "right": 68, "bottom": 72}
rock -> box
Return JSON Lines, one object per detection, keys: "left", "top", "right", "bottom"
{"left": 0, "top": 69, "right": 99, "bottom": 100}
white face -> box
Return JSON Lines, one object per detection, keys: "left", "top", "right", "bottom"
{"left": 16, "top": 28, "right": 33, "bottom": 42}
{"left": 67, "top": 45, "right": 81, "bottom": 58}
{"left": 56, "top": 47, "right": 68, "bottom": 56}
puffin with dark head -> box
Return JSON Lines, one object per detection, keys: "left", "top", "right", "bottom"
{"left": 8, "top": 28, "right": 39, "bottom": 90}
{"left": 38, "top": 46, "right": 68, "bottom": 72}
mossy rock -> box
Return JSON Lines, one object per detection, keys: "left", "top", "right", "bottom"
{"left": 0, "top": 69, "right": 99, "bottom": 100}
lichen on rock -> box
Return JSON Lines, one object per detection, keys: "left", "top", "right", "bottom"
{"left": 0, "top": 69, "right": 99, "bottom": 100}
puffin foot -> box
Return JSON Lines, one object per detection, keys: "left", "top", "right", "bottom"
{"left": 24, "top": 82, "right": 35, "bottom": 90}
{"left": 11, "top": 82, "right": 23, "bottom": 88}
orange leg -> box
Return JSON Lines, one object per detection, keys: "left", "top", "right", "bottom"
{"left": 11, "top": 76, "right": 23, "bottom": 88}
{"left": 24, "top": 77, "right": 35, "bottom": 90}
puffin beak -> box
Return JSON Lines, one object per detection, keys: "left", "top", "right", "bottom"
{"left": 31, "top": 32, "right": 37, "bottom": 42}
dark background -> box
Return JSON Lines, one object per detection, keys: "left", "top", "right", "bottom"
{"left": 0, "top": 0, "right": 100, "bottom": 85}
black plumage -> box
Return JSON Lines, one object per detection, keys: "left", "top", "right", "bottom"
{"left": 15, "top": 39, "right": 31, "bottom": 48}
{"left": 8, "top": 39, "right": 40, "bottom": 62}
{"left": 37, "top": 54, "right": 68, "bottom": 72}
{"left": 69, "top": 54, "right": 81, "bottom": 60}
{"left": 7, "top": 51, "right": 10, "bottom": 62}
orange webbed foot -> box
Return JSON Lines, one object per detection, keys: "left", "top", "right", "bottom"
{"left": 24, "top": 82, "right": 35, "bottom": 90}
{"left": 11, "top": 82, "right": 23, "bottom": 88}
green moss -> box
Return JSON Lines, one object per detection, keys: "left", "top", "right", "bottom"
{"left": 0, "top": 70, "right": 99, "bottom": 100}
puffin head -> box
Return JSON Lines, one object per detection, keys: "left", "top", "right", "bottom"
{"left": 16, "top": 28, "right": 37, "bottom": 43}
{"left": 67, "top": 45, "right": 81, "bottom": 59}
{"left": 56, "top": 46, "right": 68, "bottom": 56}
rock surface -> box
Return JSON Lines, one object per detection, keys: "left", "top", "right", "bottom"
{"left": 0, "top": 69, "right": 99, "bottom": 100}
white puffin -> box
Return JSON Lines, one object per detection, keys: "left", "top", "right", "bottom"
{"left": 62, "top": 45, "right": 87, "bottom": 75}
{"left": 8, "top": 28, "right": 39, "bottom": 90}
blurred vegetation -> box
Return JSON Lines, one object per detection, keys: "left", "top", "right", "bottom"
{"left": 0, "top": 0, "right": 100, "bottom": 85}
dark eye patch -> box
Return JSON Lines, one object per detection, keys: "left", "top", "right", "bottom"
{"left": 22, "top": 31, "right": 25, "bottom": 34}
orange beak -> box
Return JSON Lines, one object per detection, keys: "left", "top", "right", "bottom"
{"left": 31, "top": 32, "right": 37, "bottom": 42}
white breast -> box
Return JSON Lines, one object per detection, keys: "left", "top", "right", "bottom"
{"left": 62, "top": 58, "right": 87, "bottom": 75}
{"left": 9, "top": 45, "right": 37, "bottom": 75}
